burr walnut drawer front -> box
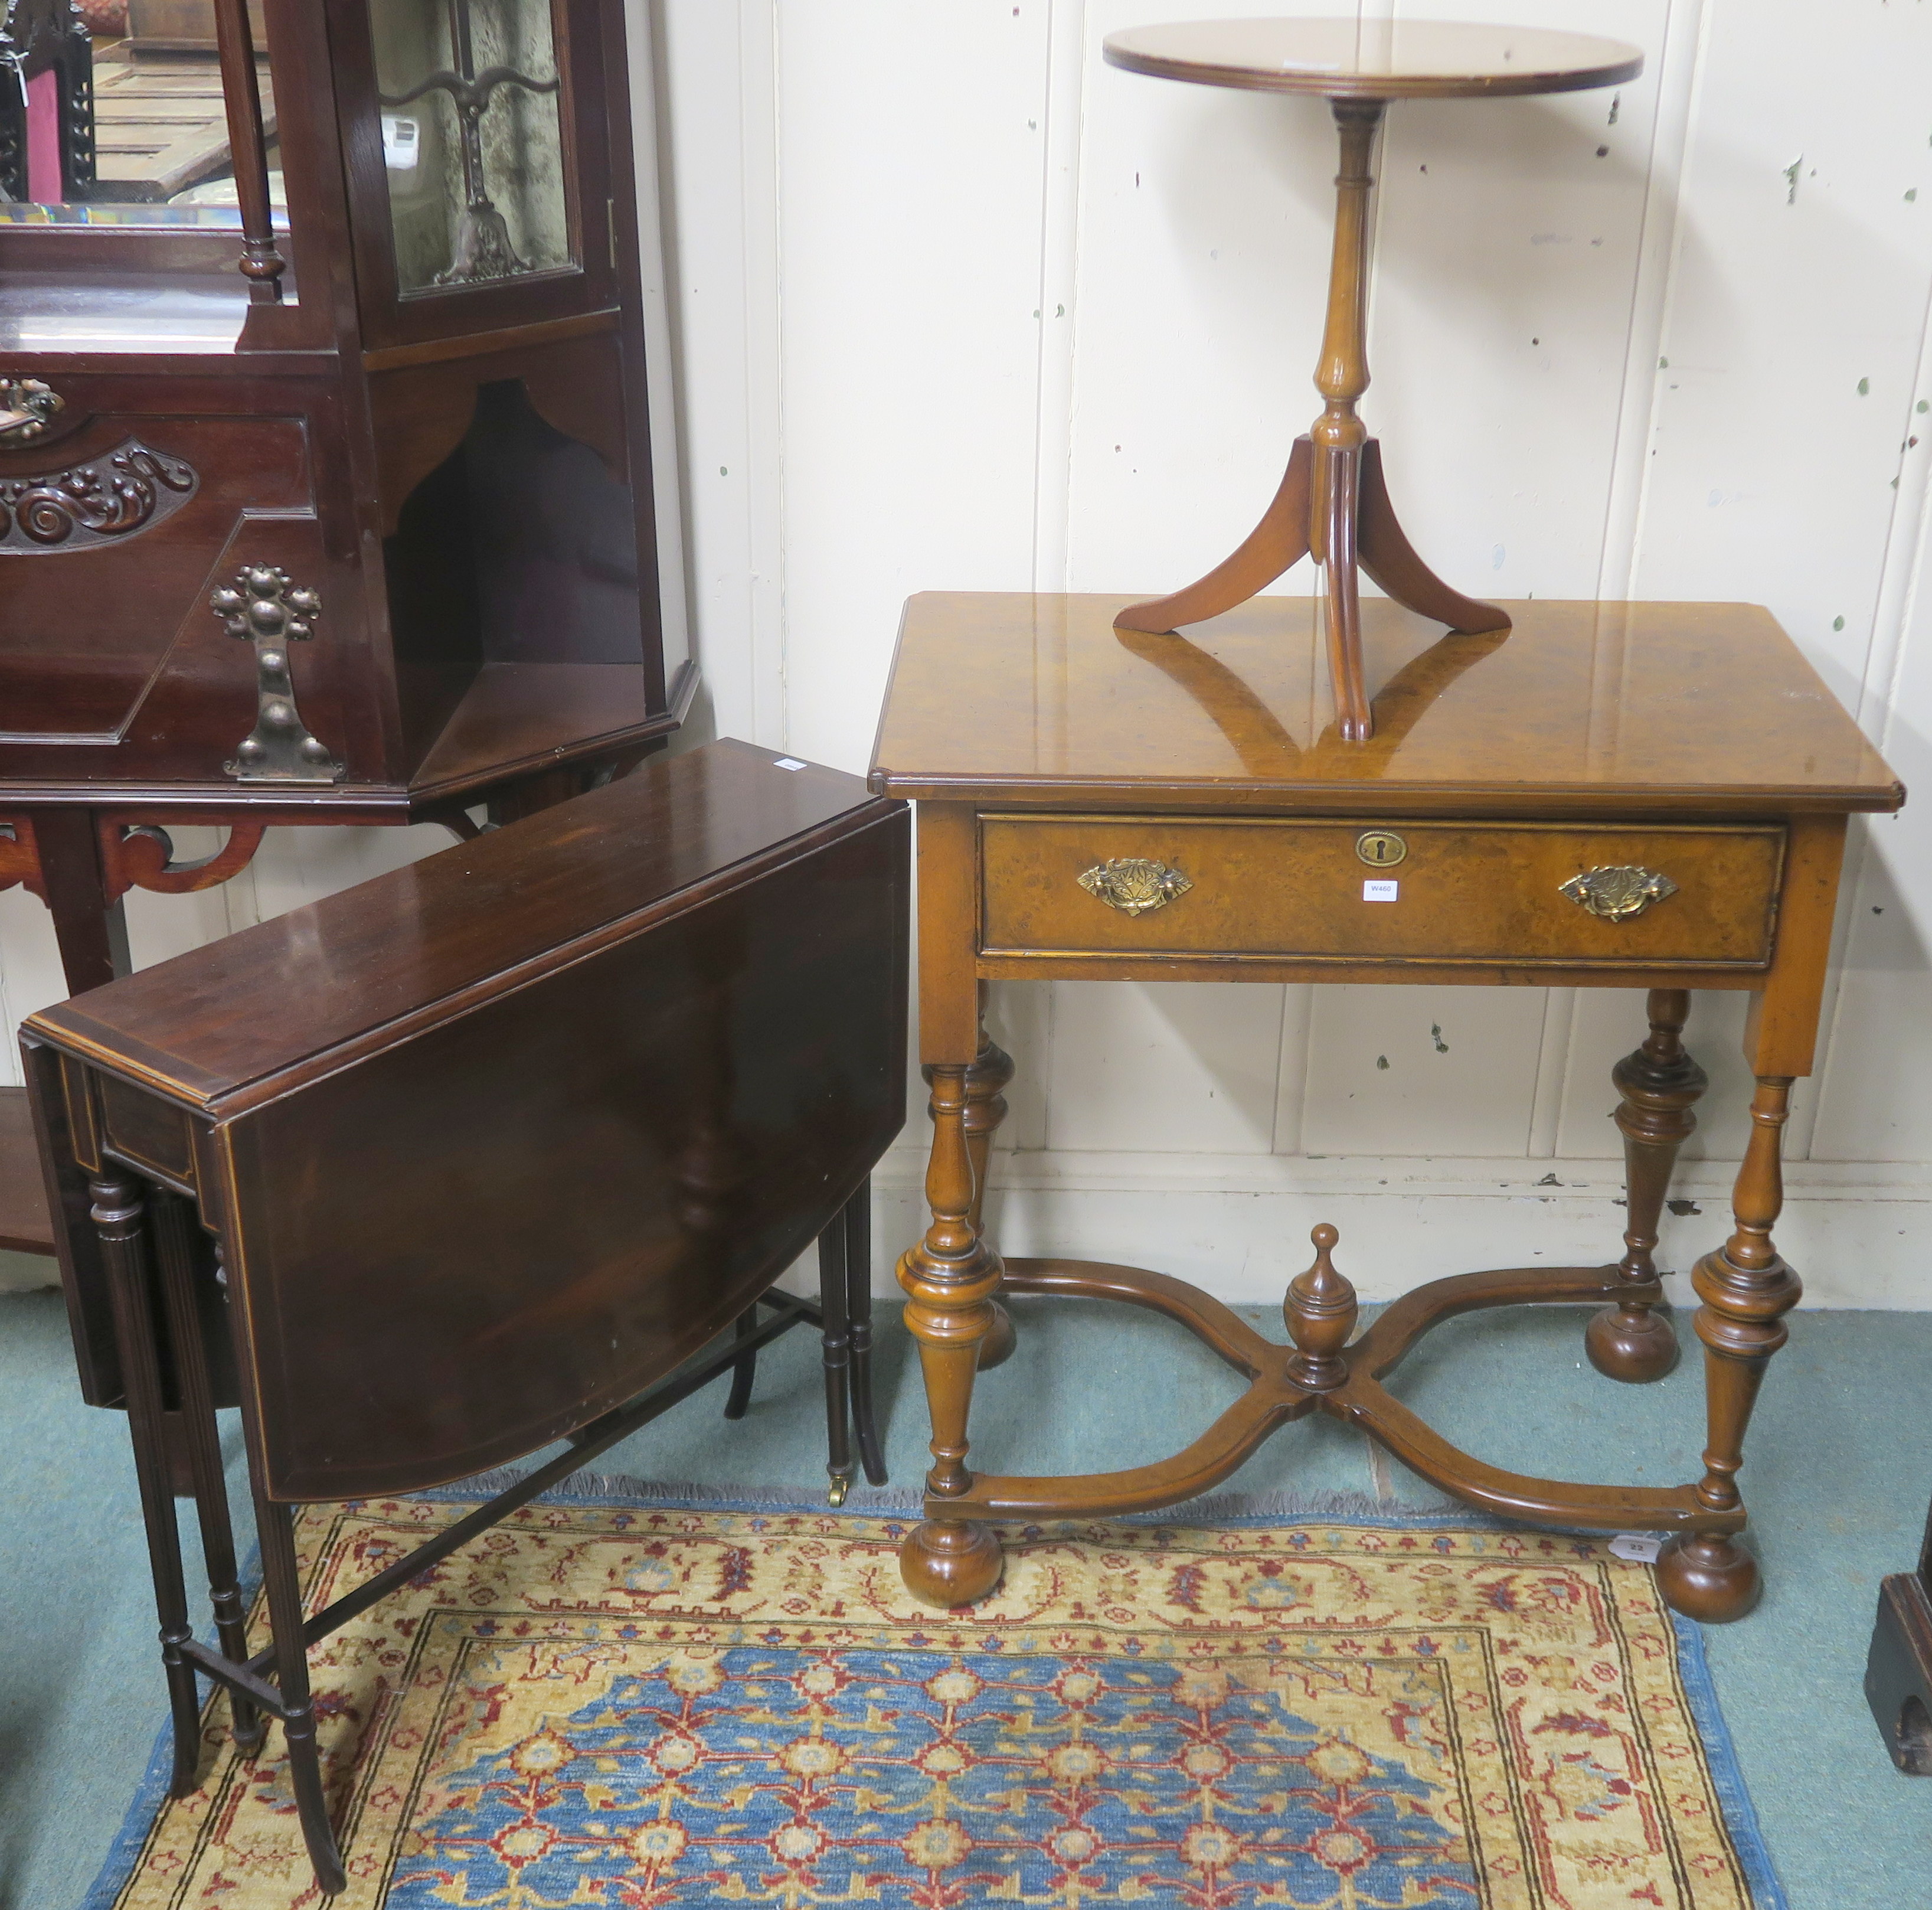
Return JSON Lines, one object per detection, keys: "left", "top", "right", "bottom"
{"left": 978, "top": 816, "right": 1787, "bottom": 968}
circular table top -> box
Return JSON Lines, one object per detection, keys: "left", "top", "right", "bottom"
{"left": 1103, "top": 19, "right": 1643, "bottom": 100}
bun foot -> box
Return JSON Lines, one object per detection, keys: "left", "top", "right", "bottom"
{"left": 1656, "top": 1531, "right": 1760, "bottom": 1622}
{"left": 977, "top": 1301, "right": 1017, "bottom": 1371}
{"left": 1586, "top": 1301, "right": 1679, "bottom": 1383}
{"left": 900, "top": 1516, "right": 1004, "bottom": 1608}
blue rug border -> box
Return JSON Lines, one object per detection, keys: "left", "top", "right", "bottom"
{"left": 80, "top": 1482, "right": 1788, "bottom": 1910}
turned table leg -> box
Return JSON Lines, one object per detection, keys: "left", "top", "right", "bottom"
{"left": 1657, "top": 1076, "right": 1802, "bottom": 1622}
{"left": 898, "top": 1060, "right": 1006, "bottom": 1607}
{"left": 963, "top": 985, "right": 1016, "bottom": 1370}
{"left": 925, "top": 990, "right": 1017, "bottom": 1372}
{"left": 250, "top": 1493, "right": 347, "bottom": 1894}
{"left": 1590, "top": 988, "right": 1708, "bottom": 1382}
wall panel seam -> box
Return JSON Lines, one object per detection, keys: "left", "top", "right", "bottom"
{"left": 744, "top": 0, "right": 787, "bottom": 749}
{"left": 1616, "top": 0, "right": 1714, "bottom": 598}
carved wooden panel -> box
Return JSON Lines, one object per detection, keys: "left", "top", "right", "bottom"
{"left": 0, "top": 439, "right": 197, "bottom": 548}
{"left": 0, "top": 410, "right": 311, "bottom": 751}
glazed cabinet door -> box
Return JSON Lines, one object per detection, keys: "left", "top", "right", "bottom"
{"left": 328, "top": 0, "right": 623, "bottom": 349}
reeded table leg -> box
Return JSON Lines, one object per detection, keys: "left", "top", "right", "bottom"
{"left": 1657, "top": 1076, "right": 1802, "bottom": 1622}
{"left": 93, "top": 1172, "right": 204, "bottom": 1797}
{"left": 153, "top": 1209, "right": 263, "bottom": 1754}
{"left": 898, "top": 1060, "right": 1006, "bottom": 1607}
{"left": 1590, "top": 988, "right": 1707, "bottom": 1383}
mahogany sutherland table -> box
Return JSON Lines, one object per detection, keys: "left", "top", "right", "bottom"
{"left": 869, "top": 592, "right": 1902, "bottom": 1622}
{"left": 22, "top": 739, "right": 906, "bottom": 1895}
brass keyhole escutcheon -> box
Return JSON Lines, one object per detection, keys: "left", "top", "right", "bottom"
{"left": 1355, "top": 830, "right": 1408, "bottom": 868}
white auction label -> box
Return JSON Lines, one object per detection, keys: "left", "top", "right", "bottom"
{"left": 1609, "top": 1533, "right": 1666, "bottom": 1563}
{"left": 381, "top": 115, "right": 421, "bottom": 170}
{"left": 1362, "top": 879, "right": 1398, "bottom": 902}
{"left": 773, "top": 757, "right": 807, "bottom": 771}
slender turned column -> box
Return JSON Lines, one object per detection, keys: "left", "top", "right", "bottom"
{"left": 817, "top": 1202, "right": 856, "bottom": 1504}
{"left": 210, "top": 0, "right": 286, "bottom": 303}
{"left": 1589, "top": 989, "right": 1708, "bottom": 1383}
{"left": 1656, "top": 1076, "right": 1803, "bottom": 1622}
{"left": 844, "top": 1180, "right": 888, "bottom": 1489}
{"left": 897, "top": 1062, "right": 1006, "bottom": 1608}
{"left": 1284, "top": 1224, "right": 1356, "bottom": 1390}
{"left": 152, "top": 1210, "right": 263, "bottom": 1752}
{"left": 1310, "top": 100, "right": 1383, "bottom": 742}
{"left": 93, "top": 1173, "right": 205, "bottom": 1795}
{"left": 250, "top": 1493, "right": 346, "bottom": 1893}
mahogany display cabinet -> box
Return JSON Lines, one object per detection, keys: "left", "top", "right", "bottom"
{"left": 0, "top": 0, "right": 693, "bottom": 1256}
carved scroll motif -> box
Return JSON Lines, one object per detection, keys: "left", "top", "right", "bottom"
{"left": 0, "top": 440, "right": 198, "bottom": 551}
{"left": 97, "top": 822, "right": 269, "bottom": 905}
{"left": 0, "top": 817, "right": 43, "bottom": 899}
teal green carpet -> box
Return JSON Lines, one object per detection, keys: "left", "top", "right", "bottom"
{"left": 2, "top": 1282, "right": 1928, "bottom": 1909}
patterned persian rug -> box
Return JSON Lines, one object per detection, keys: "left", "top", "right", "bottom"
{"left": 90, "top": 1490, "right": 1782, "bottom": 1909}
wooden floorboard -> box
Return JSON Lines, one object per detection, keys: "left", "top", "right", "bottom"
{"left": 90, "top": 51, "right": 276, "bottom": 202}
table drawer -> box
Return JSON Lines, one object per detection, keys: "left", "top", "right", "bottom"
{"left": 980, "top": 816, "right": 1786, "bottom": 967}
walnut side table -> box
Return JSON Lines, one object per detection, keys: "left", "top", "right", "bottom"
{"left": 868, "top": 593, "right": 1903, "bottom": 1623}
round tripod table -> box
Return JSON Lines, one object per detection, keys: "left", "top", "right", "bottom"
{"left": 1104, "top": 19, "right": 1643, "bottom": 739}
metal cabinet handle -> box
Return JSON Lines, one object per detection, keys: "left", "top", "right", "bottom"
{"left": 1077, "top": 857, "right": 1193, "bottom": 916}
{"left": 0, "top": 379, "right": 64, "bottom": 446}
{"left": 1560, "top": 865, "right": 1678, "bottom": 921}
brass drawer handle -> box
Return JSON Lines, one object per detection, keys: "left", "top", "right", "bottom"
{"left": 1078, "top": 857, "right": 1193, "bottom": 916}
{"left": 1560, "top": 865, "right": 1678, "bottom": 922}
{"left": 0, "top": 378, "right": 63, "bottom": 446}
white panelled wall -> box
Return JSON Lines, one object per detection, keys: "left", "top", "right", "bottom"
{"left": 5, "top": 0, "right": 1931, "bottom": 1308}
